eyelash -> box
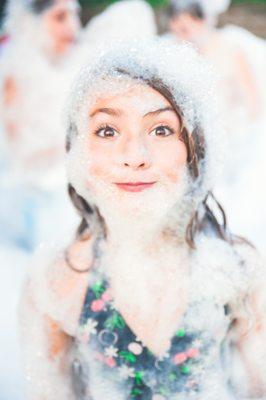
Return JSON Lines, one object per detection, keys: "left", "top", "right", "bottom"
{"left": 151, "top": 125, "right": 175, "bottom": 137}
{"left": 93, "top": 124, "right": 176, "bottom": 138}
{"left": 93, "top": 124, "right": 118, "bottom": 138}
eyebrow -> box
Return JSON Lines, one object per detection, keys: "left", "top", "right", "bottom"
{"left": 89, "top": 107, "right": 123, "bottom": 118}
{"left": 89, "top": 106, "right": 175, "bottom": 119}
{"left": 143, "top": 107, "right": 175, "bottom": 117}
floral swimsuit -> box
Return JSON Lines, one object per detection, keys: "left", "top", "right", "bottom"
{"left": 72, "top": 253, "right": 235, "bottom": 400}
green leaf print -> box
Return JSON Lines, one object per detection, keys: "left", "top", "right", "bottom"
{"left": 119, "top": 351, "right": 137, "bottom": 363}
{"left": 105, "top": 312, "right": 125, "bottom": 329}
{"left": 169, "top": 372, "right": 177, "bottom": 381}
{"left": 92, "top": 281, "right": 105, "bottom": 299}
{"left": 175, "top": 327, "right": 186, "bottom": 338}
{"left": 134, "top": 371, "right": 144, "bottom": 386}
{"left": 180, "top": 364, "right": 191, "bottom": 375}
{"left": 131, "top": 387, "right": 142, "bottom": 397}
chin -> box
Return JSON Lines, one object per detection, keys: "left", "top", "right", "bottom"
{"left": 95, "top": 181, "right": 186, "bottom": 225}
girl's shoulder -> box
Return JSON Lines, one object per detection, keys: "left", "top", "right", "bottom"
{"left": 195, "top": 233, "right": 263, "bottom": 270}
{"left": 191, "top": 235, "right": 265, "bottom": 303}
{"left": 25, "top": 237, "right": 94, "bottom": 336}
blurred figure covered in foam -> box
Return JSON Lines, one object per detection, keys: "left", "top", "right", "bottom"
{"left": 0, "top": 0, "right": 81, "bottom": 251}
{"left": 168, "top": 0, "right": 260, "bottom": 121}
{"left": 168, "top": 0, "right": 266, "bottom": 255}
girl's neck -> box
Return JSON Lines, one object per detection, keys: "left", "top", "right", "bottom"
{"left": 102, "top": 219, "right": 190, "bottom": 293}
{"left": 104, "top": 212, "right": 187, "bottom": 256}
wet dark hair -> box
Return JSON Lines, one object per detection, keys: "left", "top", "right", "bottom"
{"left": 29, "top": 0, "right": 55, "bottom": 14}
{"left": 66, "top": 68, "right": 247, "bottom": 263}
{"left": 168, "top": 1, "right": 205, "bottom": 20}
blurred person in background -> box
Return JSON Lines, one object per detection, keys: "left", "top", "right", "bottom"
{"left": 0, "top": 2, "right": 81, "bottom": 396}
{"left": 0, "top": 0, "right": 81, "bottom": 251}
{"left": 168, "top": 0, "right": 260, "bottom": 119}
{"left": 168, "top": 0, "right": 266, "bottom": 256}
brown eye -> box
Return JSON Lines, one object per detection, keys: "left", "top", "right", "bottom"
{"left": 150, "top": 125, "right": 174, "bottom": 137}
{"left": 55, "top": 11, "right": 67, "bottom": 23}
{"left": 95, "top": 126, "right": 119, "bottom": 138}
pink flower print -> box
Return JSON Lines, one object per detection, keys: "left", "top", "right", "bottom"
{"left": 187, "top": 348, "right": 199, "bottom": 359}
{"left": 91, "top": 299, "right": 105, "bottom": 312}
{"left": 105, "top": 357, "right": 116, "bottom": 368}
{"left": 173, "top": 352, "right": 187, "bottom": 365}
{"left": 101, "top": 289, "right": 112, "bottom": 302}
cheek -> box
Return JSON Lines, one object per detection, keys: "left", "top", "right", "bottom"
{"left": 86, "top": 140, "right": 112, "bottom": 179}
{"left": 152, "top": 140, "right": 187, "bottom": 183}
{"left": 48, "top": 20, "right": 65, "bottom": 44}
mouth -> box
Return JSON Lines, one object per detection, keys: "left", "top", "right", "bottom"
{"left": 114, "top": 182, "right": 156, "bottom": 193}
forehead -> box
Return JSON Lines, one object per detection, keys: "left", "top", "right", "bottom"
{"left": 175, "top": 12, "right": 198, "bottom": 23}
{"left": 46, "top": 0, "right": 79, "bottom": 13}
{"left": 88, "top": 81, "right": 171, "bottom": 116}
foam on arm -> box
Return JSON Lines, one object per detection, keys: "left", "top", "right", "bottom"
{"left": 19, "top": 278, "right": 76, "bottom": 400}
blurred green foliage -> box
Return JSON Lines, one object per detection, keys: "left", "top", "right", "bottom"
{"left": 232, "top": 0, "right": 266, "bottom": 3}
{"left": 79, "top": 0, "right": 168, "bottom": 6}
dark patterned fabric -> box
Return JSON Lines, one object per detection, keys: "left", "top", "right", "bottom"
{"left": 77, "top": 278, "right": 213, "bottom": 399}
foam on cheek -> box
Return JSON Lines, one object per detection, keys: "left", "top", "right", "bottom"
{"left": 67, "top": 79, "right": 166, "bottom": 198}
{"left": 67, "top": 95, "right": 193, "bottom": 243}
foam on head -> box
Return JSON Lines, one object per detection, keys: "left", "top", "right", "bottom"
{"left": 66, "top": 37, "right": 224, "bottom": 215}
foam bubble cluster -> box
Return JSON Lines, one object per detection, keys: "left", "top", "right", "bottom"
{"left": 66, "top": 37, "right": 225, "bottom": 207}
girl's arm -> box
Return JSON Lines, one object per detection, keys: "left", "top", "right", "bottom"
{"left": 19, "top": 238, "right": 94, "bottom": 400}
{"left": 19, "top": 280, "right": 76, "bottom": 400}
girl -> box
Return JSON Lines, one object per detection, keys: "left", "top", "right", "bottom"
{"left": 20, "top": 38, "right": 266, "bottom": 400}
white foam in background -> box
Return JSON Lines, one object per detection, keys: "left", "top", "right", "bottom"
{"left": 0, "top": 245, "right": 28, "bottom": 400}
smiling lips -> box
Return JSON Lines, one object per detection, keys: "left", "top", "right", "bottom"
{"left": 115, "top": 182, "right": 156, "bottom": 192}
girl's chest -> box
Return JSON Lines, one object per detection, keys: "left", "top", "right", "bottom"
{"left": 76, "top": 274, "right": 231, "bottom": 400}
{"left": 78, "top": 256, "right": 232, "bottom": 357}
{"left": 101, "top": 250, "right": 190, "bottom": 355}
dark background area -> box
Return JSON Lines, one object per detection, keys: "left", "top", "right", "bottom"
{"left": 0, "top": 0, "right": 265, "bottom": 37}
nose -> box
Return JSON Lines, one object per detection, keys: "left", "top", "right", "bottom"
{"left": 120, "top": 137, "right": 151, "bottom": 170}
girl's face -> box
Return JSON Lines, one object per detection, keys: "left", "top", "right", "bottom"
{"left": 169, "top": 13, "right": 205, "bottom": 43}
{"left": 84, "top": 83, "right": 187, "bottom": 199}
{"left": 42, "top": 0, "right": 80, "bottom": 56}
